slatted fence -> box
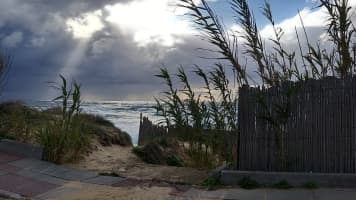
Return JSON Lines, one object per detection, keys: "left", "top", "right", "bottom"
{"left": 138, "top": 114, "right": 168, "bottom": 145}
{"left": 238, "top": 76, "right": 356, "bottom": 173}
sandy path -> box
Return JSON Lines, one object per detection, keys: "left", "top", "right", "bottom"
{"left": 42, "top": 182, "right": 174, "bottom": 200}
{"left": 65, "top": 144, "right": 209, "bottom": 185}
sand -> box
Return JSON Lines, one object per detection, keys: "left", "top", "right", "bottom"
{"left": 59, "top": 143, "right": 212, "bottom": 200}
{"left": 66, "top": 143, "right": 209, "bottom": 185}
{"left": 42, "top": 182, "right": 174, "bottom": 200}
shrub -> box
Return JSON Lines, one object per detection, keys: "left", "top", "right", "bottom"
{"left": 132, "top": 143, "right": 166, "bottom": 165}
{"left": 166, "top": 155, "right": 184, "bottom": 167}
{"left": 0, "top": 101, "right": 45, "bottom": 143}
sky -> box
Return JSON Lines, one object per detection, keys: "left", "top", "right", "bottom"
{"left": 0, "top": 0, "right": 355, "bottom": 101}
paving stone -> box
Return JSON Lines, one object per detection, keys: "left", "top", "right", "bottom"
{"left": 9, "top": 158, "right": 55, "bottom": 172}
{"left": 314, "top": 188, "right": 356, "bottom": 200}
{"left": 0, "top": 140, "right": 43, "bottom": 160}
{"left": 0, "top": 174, "right": 58, "bottom": 197}
{"left": 36, "top": 182, "right": 94, "bottom": 200}
{"left": 41, "top": 165, "right": 97, "bottom": 181}
{"left": 165, "top": 196, "right": 193, "bottom": 200}
{"left": 0, "top": 171, "right": 7, "bottom": 176}
{"left": 36, "top": 186, "right": 79, "bottom": 200}
{"left": 169, "top": 185, "right": 192, "bottom": 197}
{"left": 16, "top": 169, "right": 68, "bottom": 185}
{"left": 181, "top": 188, "right": 227, "bottom": 199}
{"left": 0, "top": 152, "right": 22, "bottom": 164}
{"left": 112, "top": 178, "right": 147, "bottom": 187}
{"left": 223, "top": 189, "right": 267, "bottom": 200}
{"left": 0, "top": 164, "right": 21, "bottom": 173}
{"left": 267, "top": 189, "right": 314, "bottom": 200}
{"left": 82, "top": 175, "right": 125, "bottom": 186}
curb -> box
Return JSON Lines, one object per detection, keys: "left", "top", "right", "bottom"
{"left": 0, "top": 189, "right": 23, "bottom": 200}
{"left": 220, "top": 170, "right": 356, "bottom": 187}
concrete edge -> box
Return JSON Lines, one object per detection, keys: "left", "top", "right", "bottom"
{"left": 220, "top": 170, "right": 356, "bottom": 187}
{"left": 209, "top": 163, "right": 229, "bottom": 180}
{"left": 0, "top": 189, "right": 23, "bottom": 200}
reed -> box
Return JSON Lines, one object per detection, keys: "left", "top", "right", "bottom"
{"left": 155, "top": 65, "right": 238, "bottom": 164}
{"left": 39, "top": 75, "right": 90, "bottom": 163}
{"left": 154, "top": 0, "right": 356, "bottom": 166}
{"left": 0, "top": 50, "right": 11, "bottom": 97}
{"left": 178, "top": 0, "right": 355, "bottom": 85}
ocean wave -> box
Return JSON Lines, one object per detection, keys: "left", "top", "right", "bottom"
{"left": 25, "top": 100, "right": 161, "bottom": 145}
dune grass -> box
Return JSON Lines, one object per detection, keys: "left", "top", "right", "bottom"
{"left": 1, "top": 76, "right": 132, "bottom": 164}
{"left": 0, "top": 50, "right": 11, "bottom": 97}
{"left": 38, "top": 75, "right": 91, "bottom": 163}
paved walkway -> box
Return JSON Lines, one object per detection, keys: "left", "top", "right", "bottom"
{"left": 0, "top": 151, "right": 128, "bottom": 199}
{"left": 1, "top": 151, "right": 356, "bottom": 200}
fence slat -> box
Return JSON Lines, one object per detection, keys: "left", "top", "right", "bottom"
{"left": 238, "top": 77, "right": 356, "bottom": 173}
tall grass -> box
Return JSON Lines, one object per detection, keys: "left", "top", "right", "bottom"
{"left": 154, "top": 0, "right": 355, "bottom": 165}
{"left": 178, "top": 0, "right": 355, "bottom": 85}
{"left": 155, "top": 65, "right": 237, "bottom": 164}
{"left": 0, "top": 50, "right": 11, "bottom": 97}
{"left": 39, "top": 75, "right": 90, "bottom": 163}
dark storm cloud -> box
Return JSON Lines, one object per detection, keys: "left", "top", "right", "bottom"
{"left": 1, "top": 0, "right": 355, "bottom": 101}
{"left": 0, "top": 0, "right": 214, "bottom": 100}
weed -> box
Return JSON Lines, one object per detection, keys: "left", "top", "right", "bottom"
{"left": 201, "top": 176, "right": 221, "bottom": 190}
{"left": 273, "top": 180, "right": 293, "bottom": 189}
{"left": 302, "top": 182, "right": 319, "bottom": 189}
{"left": 239, "top": 176, "right": 260, "bottom": 189}
{"left": 166, "top": 155, "right": 184, "bottom": 167}
{"left": 99, "top": 172, "right": 121, "bottom": 177}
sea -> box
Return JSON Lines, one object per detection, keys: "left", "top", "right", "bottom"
{"left": 26, "top": 101, "right": 162, "bottom": 145}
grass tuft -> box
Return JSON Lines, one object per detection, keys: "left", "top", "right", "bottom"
{"left": 302, "top": 182, "right": 319, "bottom": 189}
{"left": 239, "top": 176, "right": 260, "bottom": 189}
{"left": 273, "top": 180, "right": 293, "bottom": 189}
{"left": 201, "top": 176, "right": 221, "bottom": 190}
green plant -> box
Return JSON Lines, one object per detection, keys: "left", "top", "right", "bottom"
{"left": 166, "top": 155, "right": 184, "bottom": 167}
{"left": 201, "top": 176, "right": 221, "bottom": 190}
{"left": 154, "top": 65, "right": 238, "bottom": 166}
{"left": 132, "top": 143, "right": 167, "bottom": 165}
{"left": 39, "top": 75, "right": 90, "bottom": 163}
{"left": 99, "top": 172, "right": 121, "bottom": 177}
{"left": 273, "top": 180, "right": 293, "bottom": 189}
{"left": 168, "top": 0, "right": 356, "bottom": 170}
{"left": 239, "top": 176, "right": 260, "bottom": 189}
{"left": 302, "top": 182, "right": 319, "bottom": 189}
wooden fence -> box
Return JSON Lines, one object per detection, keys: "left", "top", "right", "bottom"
{"left": 138, "top": 114, "right": 236, "bottom": 160}
{"left": 138, "top": 114, "right": 168, "bottom": 145}
{"left": 237, "top": 76, "right": 356, "bottom": 173}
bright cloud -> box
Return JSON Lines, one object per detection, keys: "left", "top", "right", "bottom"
{"left": 260, "top": 7, "right": 328, "bottom": 41}
{"left": 105, "top": 0, "right": 195, "bottom": 47}
{"left": 66, "top": 10, "right": 104, "bottom": 39}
